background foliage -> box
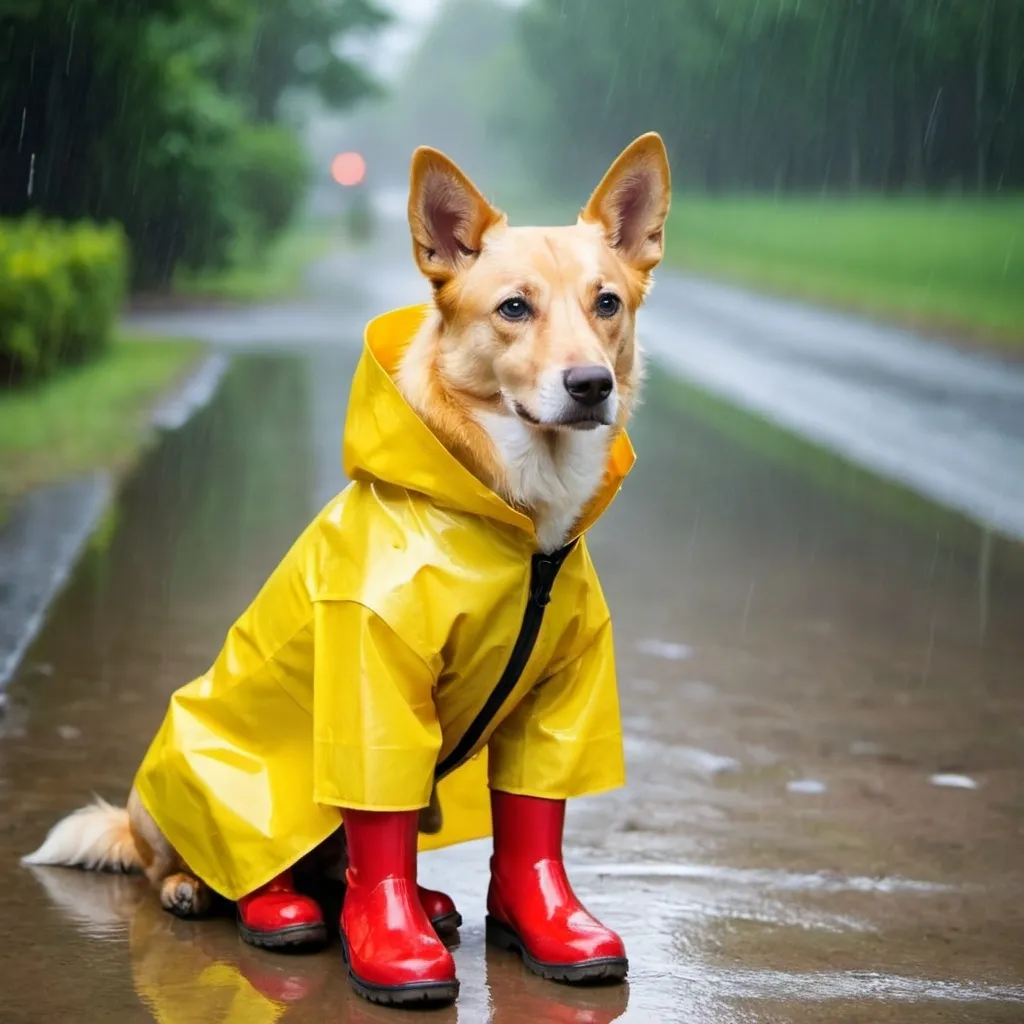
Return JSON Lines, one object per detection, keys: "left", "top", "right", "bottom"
{"left": 516, "top": 0, "right": 1024, "bottom": 194}
{"left": 0, "top": 217, "right": 126, "bottom": 382}
{"left": 0, "top": 0, "right": 388, "bottom": 289}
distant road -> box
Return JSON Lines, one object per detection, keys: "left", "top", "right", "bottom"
{"left": 640, "top": 276, "right": 1024, "bottom": 541}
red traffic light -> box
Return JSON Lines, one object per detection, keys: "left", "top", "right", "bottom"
{"left": 331, "top": 152, "right": 366, "bottom": 187}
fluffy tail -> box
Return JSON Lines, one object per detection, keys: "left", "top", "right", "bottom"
{"left": 22, "top": 797, "right": 141, "bottom": 874}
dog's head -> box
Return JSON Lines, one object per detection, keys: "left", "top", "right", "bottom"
{"left": 406, "top": 134, "right": 671, "bottom": 433}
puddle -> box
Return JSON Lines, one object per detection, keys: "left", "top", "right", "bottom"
{"left": 930, "top": 773, "right": 979, "bottom": 790}
{"left": 787, "top": 778, "right": 828, "bottom": 795}
{"left": 573, "top": 862, "right": 957, "bottom": 895}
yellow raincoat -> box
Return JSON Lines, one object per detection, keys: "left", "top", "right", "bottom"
{"left": 135, "top": 304, "right": 635, "bottom": 900}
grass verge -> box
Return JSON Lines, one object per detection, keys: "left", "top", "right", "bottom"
{"left": 0, "top": 335, "right": 203, "bottom": 522}
{"left": 173, "top": 218, "right": 342, "bottom": 304}
{"left": 664, "top": 195, "right": 1024, "bottom": 354}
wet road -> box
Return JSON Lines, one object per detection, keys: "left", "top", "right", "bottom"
{"left": 2, "top": 230, "right": 1024, "bottom": 1022}
{"left": 640, "top": 276, "right": 1024, "bottom": 544}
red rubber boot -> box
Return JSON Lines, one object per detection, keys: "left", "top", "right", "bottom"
{"left": 418, "top": 885, "right": 462, "bottom": 940}
{"left": 486, "top": 791, "right": 628, "bottom": 984}
{"left": 340, "top": 809, "right": 458, "bottom": 1006}
{"left": 237, "top": 869, "right": 327, "bottom": 950}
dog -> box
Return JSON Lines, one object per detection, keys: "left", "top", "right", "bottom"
{"left": 24, "top": 132, "right": 671, "bottom": 1005}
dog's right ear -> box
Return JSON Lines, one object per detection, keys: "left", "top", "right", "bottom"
{"left": 408, "top": 147, "right": 503, "bottom": 288}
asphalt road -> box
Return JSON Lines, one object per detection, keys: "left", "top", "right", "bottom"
{"left": 640, "top": 274, "right": 1024, "bottom": 543}
{"left": 1, "top": 225, "right": 1022, "bottom": 1023}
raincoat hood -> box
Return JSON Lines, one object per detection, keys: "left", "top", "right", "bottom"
{"left": 135, "top": 305, "right": 635, "bottom": 901}
{"left": 343, "top": 304, "right": 635, "bottom": 540}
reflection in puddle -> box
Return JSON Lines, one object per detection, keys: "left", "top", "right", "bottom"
{"left": 27, "top": 864, "right": 628, "bottom": 1024}
{"left": 26, "top": 862, "right": 1023, "bottom": 1024}
{"left": 484, "top": 949, "right": 630, "bottom": 1023}
{"left": 929, "top": 773, "right": 979, "bottom": 789}
{"left": 26, "top": 864, "right": 145, "bottom": 941}
{"left": 786, "top": 778, "right": 828, "bottom": 795}
{"left": 128, "top": 906, "right": 333, "bottom": 1024}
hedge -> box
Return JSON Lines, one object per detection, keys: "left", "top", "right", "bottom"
{"left": 231, "top": 125, "right": 311, "bottom": 249}
{"left": 0, "top": 217, "right": 127, "bottom": 385}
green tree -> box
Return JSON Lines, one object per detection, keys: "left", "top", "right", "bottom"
{"left": 512, "top": 0, "right": 1024, "bottom": 194}
{"left": 244, "top": 0, "right": 390, "bottom": 123}
{"left": 0, "top": 0, "right": 388, "bottom": 287}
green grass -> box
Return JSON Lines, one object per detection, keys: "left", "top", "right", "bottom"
{"left": 664, "top": 195, "right": 1024, "bottom": 352}
{"left": 173, "top": 218, "right": 342, "bottom": 303}
{"left": 0, "top": 335, "right": 202, "bottom": 520}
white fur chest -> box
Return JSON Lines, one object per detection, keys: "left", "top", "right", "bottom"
{"left": 477, "top": 412, "right": 610, "bottom": 553}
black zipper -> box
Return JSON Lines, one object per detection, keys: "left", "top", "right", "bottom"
{"left": 434, "top": 541, "right": 576, "bottom": 782}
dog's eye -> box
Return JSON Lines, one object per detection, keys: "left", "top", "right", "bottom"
{"left": 497, "top": 297, "right": 532, "bottom": 322}
{"left": 595, "top": 292, "right": 621, "bottom": 318}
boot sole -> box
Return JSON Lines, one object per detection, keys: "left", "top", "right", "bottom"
{"left": 485, "top": 916, "right": 628, "bottom": 985}
{"left": 237, "top": 918, "right": 327, "bottom": 951}
{"left": 339, "top": 933, "right": 459, "bottom": 1007}
{"left": 431, "top": 910, "right": 463, "bottom": 944}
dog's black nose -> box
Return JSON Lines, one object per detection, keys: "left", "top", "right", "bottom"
{"left": 563, "top": 365, "right": 613, "bottom": 407}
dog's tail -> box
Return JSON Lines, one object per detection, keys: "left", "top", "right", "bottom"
{"left": 22, "top": 797, "right": 141, "bottom": 874}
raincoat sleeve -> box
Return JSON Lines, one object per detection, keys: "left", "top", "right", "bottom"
{"left": 486, "top": 620, "right": 625, "bottom": 799}
{"left": 312, "top": 600, "right": 441, "bottom": 811}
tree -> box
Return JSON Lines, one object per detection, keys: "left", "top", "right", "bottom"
{"left": 244, "top": 0, "right": 390, "bottom": 123}
{"left": 0, "top": 0, "right": 389, "bottom": 287}
{"left": 511, "top": 0, "right": 1024, "bottom": 194}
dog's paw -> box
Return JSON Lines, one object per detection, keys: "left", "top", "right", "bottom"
{"left": 160, "top": 872, "right": 211, "bottom": 918}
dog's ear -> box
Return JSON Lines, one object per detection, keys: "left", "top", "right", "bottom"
{"left": 408, "top": 147, "right": 503, "bottom": 288}
{"left": 581, "top": 133, "right": 671, "bottom": 274}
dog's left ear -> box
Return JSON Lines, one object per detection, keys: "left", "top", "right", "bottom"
{"left": 582, "top": 133, "right": 671, "bottom": 274}
{"left": 408, "top": 147, "right": 504, "bottom": 289}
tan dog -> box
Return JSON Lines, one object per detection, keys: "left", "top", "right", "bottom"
{"left": 401, "top": 132, "right": 669, "bottom": 551}
{"left": 24, "top": 133, "right": 671, "bottom": 923}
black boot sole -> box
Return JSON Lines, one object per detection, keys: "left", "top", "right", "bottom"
{"left": 431, "top": 910, "right": 463, "bottom": 946}
{"left": 485, "top": 915, "right": 628, "bottom": 985}
{"left": 339, "top": 932, "right": 459, "bottom": 1007}
{"left": 237, "top": 917, "right": 327, "bottom": 951}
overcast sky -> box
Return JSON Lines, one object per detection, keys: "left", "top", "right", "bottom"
{"left": 371, "top": 0, "right": 442, "bottom": 79}
{"left": 358, "top": 0, "right": 523, "bottom": 81}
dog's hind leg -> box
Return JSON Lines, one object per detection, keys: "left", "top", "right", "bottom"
{"left": 128, "top": 788, "right": 212, "bottom": 918}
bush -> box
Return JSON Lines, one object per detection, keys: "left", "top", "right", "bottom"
{"left": 231, "top": 125, "right": 311, "bottom": 249}
{"left": 0, "top": 218, "right": 127, "bottom": 385}
{"left": 168, "top": 124, "right": 310, "bottom": 282}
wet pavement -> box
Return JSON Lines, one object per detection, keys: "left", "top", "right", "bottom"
{"left": 640, "top": 276, "right": 1024, "bottom": 543}
{"left": 0, "top": 353, "right": 228, "bottom": 691}
{"left": 0, "top": 473, "right": 110, "bottom": 688}
{"left": 2, "top": 227, "right": 1024, "bottom": 1022}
